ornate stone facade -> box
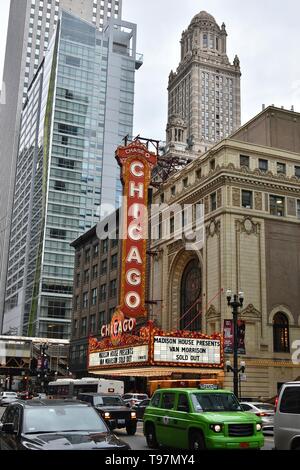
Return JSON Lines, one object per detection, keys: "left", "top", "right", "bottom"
{"left": 150, "top": 106, "right": 300, "bottom": 399}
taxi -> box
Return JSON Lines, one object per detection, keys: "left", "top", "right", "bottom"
{"left": 143, "top": 388, "right": 264, "bottom": 450}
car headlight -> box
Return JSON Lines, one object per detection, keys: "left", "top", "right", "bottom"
{"left": 256, "top": 423, "right": 262, "bottom": 432}
{"left": 131, "top": 412, "right": 137, "bottom": 419}
{"left": 210, "top": 424, "right": 222, "bottom": 433}
{"left": 104, "top": 412, "right": 111, "bottom": 419}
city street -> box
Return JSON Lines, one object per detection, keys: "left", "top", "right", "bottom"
{"left": 0, "top": 407, "right": 273, "bottom": 451}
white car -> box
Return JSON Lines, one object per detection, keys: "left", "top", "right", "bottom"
{"left": 0, "top": 391, "right": 18, "bottom": 406}
{"left": 122, "top": 393, "right": 149, "bottom": 407}
{"left": 240, "top": 402, "right": 274, "bottom": 432}
{"left": 274, "top": 381, "right": 300, "bottom": 450}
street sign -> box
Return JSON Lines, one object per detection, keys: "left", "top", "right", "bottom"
{"left": 240, "top": 374, "right": 247, "bottom": 382}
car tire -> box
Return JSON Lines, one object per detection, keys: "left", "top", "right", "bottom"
{"left": 126, "top": 423, "right": 137, "bottom": 436}
{"left": 145, "top": 423, "right": 158, "bottom": 449}
{"left": 189, "top": 431, "right": 206, "bottom": 451}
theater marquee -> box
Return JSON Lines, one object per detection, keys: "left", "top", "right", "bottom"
{"left": 89, "top": 345, "right": 148, "bottom": 368}
{"left": 153, "top": 336, "right": 221, "bottom": 367}
{"left": 88, "top": 322, "right": 223, "bottom": 372}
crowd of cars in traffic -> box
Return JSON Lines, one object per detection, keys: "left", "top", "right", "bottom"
{"left": 0, "top": 381, "right": 299, "bottom": 450}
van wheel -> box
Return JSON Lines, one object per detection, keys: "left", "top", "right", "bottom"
{"left": 145, "top": 423, "right": 158, "bottom": 449}
{"left": 189, "top": 431, "right": 206, "bottom": 451}
{"left": 126, "top": 423, "right": 137, "bottom": 436}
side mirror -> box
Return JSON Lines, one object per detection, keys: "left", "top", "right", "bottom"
{"left": 2, "top": 423, "right": 15, "bottom": 434}
{"left": 177, "top": 405, "right": 189, "bottom": 413}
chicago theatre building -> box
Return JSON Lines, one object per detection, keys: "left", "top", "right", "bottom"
{"left": 70, "top": 10, "right": 300, "bottom": 398}
{"left": 150, "top": 105, "right": 300, "bottom": 399}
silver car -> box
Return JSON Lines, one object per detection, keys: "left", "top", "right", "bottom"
{"left": 0, "top": 391, "right": 18, "bottom": 406}
{"left": 240, "top": 402, "right": 275, "bottom": 432}
{"left": 274, "top": 382, "right": 300, "bottom": 450}
{"left": 122, "top": 393, "right": 149, "bottom": 407}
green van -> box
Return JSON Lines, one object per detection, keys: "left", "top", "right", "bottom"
{"left": 143, "top": 388, "right": 264, "bottom": 450}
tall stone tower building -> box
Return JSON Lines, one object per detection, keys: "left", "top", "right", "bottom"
{"left": 167, "top": 11, "right": 241, "bottom": 155}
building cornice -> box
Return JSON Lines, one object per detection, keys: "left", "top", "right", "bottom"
{"left": 157, "top": 166, "right": 300, "bottom": 208}
{"left": 154, "top": 138, "right": 300, "bottom": 196}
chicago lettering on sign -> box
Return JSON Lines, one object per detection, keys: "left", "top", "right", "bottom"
{"left": 116, "top": 141, "right": 157, "bottom": 319}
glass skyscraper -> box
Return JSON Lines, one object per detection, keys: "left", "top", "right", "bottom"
{"left": 2, "top": 10, "right": 142, "bottom": 338}
{"left": 0, "top": 0, "right": 123, "bottom": 335}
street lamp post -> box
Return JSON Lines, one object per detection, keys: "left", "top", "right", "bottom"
{"left": 226, "top": 290, "right": 244, "bottom": 397}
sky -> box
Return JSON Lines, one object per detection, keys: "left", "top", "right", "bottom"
{"left": 1, "top": 0, "right": 300, "bottom": 141}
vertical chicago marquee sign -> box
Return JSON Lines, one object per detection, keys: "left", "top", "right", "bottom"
{"left": 115, "top": 141, "right": 157, "bottom": 320}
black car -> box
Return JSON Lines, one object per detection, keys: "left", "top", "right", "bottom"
{"left": 0, "top": 399, "right": 130, "bottom": 450}
{"left": 78, "top": 393, "right": 137, "bottom": 435}
{"left": 132, "top": 399, "right": 151, "bottom": 419}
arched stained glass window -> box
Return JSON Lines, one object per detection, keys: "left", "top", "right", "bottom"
{"left": 273, "top": 312, "right": 290, "bottom": 353}
{"left": 180, "top": 259, "right": 202, "bottom": 331}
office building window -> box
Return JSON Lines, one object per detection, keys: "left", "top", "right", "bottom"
{"left": 101, "top": 238, "right": 108, "bottom": 254}
{"left": 92, "top": 288, "right": 97, "bottom": 306}
{"left": 109, "top": 279, "right": 117, "bottom": 298}
{"left": 295, "top": 166, "right": 300, "bottom": 178}
{"left": 277, "top": 162, "right": 286, "bottom": 175}
{"left": 99, "top": 311, "right": 105, "bottom": 326}
{"left": 84, "top": 269, "right": 89, "bottom": 284}
{"left": 240, "top": 155, "right": 250, "bottom": 168}
{"left": 85, "top": 248, "right": 90, "bottom": 263}
{"left": 259, "top": 159, "right": 268, "bottom": 172}
{"left": 100, "top": 259, "right": 107, "bottom": 275}
{"left": 100, "top": 284, "right": 106, "bottom": 302}
{"left": 89, "top": 314, "right": 96, "bottom": 334}
{"left": 170, "top": 213, "right": 174, "bottom": 235}
{"left": 196, "top": 169, "right": 202, "bottom": 179}
{"left": 93, "top": 243, "right": 99, "bottom": 257}
{"left": 73, "top": 319, "right": 78, "bottom": 337}
{"left": 270, "top": 195, "right": 285, "bottom": 217}
{"left": 92, "top": 264, "right": 98, "bottom": 279}
{"left": 111, "top": 254, "right": 118, "bottom": 270}
{"left": 83, "top": 292, "right": 88, "bottom": 309}
{"left": 210, "top": 192, "right": 217, "bottom": 211}
{"left": 297, "top": 200, "right": 300, "bottom": 219}
{"left": 81, "top": 317, "right": 87, "bottom": 336}
{"left": 242, "top": 190, "right": 253, "bottom": 209}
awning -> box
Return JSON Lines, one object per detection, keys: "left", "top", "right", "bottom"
{"left": 89, "top": 367, "right": 224, "bottom": 378}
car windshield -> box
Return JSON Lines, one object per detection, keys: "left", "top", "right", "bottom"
{"left": 101, "top": 396, "right": 124, "bottom": 406}
{"left": 4, "top": 392, "right": 17, "bottom": 396}
{"left": 23, "top": 406, "right": 108, "bottom": 434}
{"left": 254, "top": 404, "right": 274, "bottom": 411}
{"left": 191, "top": 393, "right": 242, "bottom": 412}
